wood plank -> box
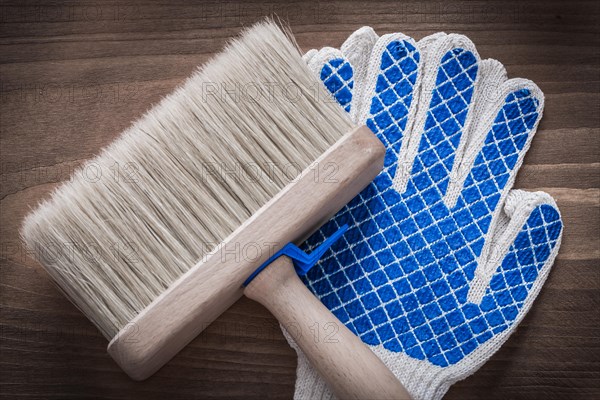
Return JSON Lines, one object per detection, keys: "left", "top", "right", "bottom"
{"left": 1, "top": 0, "right": 599, "bottom": 398}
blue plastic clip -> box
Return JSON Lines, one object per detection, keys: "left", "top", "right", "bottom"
{"left": 242, "top": 224, "right": 348, "bottom": 287}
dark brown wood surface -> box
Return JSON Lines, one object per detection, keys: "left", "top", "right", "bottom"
{"left": 1, "top": 1, "right": 598, "bottom": 399}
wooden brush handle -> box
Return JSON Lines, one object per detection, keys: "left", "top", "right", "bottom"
{"left": 108, "top": 126, "right": 387, "bottom": 382}
{"left": 244, "top": 257, "right": 411, "bottom": 400}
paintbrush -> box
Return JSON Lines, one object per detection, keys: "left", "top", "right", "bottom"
{"left": 22, "top": 20, "right": 410, "bottom": 399}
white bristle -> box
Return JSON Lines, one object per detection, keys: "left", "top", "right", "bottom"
{"left": 21, "top": 21, "right": 355, "bottom": 340}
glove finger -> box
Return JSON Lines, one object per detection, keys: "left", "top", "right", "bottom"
{"left": 307, "top": 47, "right": 355, "bottom": 113}
{"left": 392, "top": 34, "right": 479, "bottom": 201}
{"left": 355, "top": 33, "right": 422, "bottom": 176}
{"left": 468, "top": 190, "right": 562, "bottom": 305}
{"left": 444, "top": 58, "right": 508, "bottom": 207}
{"left": 449, "top": 79, "right": 544, "bottom": 281}
{"left": 339, "top": 26, "right": 379, "bottom": 121}
{"left": 416, "top": 32, "right": 448, "bottom": 55}
{"left": 458, "top": 78, "right": 544, "bottom": 200}
{"left": 302, "top": 48, "right": 318, "bottom": 64}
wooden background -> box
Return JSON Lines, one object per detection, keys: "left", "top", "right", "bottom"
{"left": 1, "top": 0, "right": 598, "bottom": 398}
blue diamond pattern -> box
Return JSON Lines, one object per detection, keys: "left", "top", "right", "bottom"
{"left": 320, "top": 58, "right": 354, "bottom": 111}
{"left": 302, "top": 40, "right": 563, "bottom": 367}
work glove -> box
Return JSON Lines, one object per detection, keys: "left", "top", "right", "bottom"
{"left": 290, "top": 27, "right": 563, "bottom": 400}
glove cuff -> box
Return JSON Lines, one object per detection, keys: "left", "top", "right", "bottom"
{"left": 290, "top": 343, "right": 454, "bottom": 400}
{"left": 294, "top": 351, "right": 335, "bottom": 400}
{"left": 376, "top": 348, "right": 451, "bottom": 400}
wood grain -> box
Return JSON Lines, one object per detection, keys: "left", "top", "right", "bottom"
{"left": 1, "top": 0, "right": 598, "bottom": 399}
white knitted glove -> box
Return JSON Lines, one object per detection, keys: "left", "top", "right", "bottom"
{"left": 291, "top": 28, "right": 563, "bottom": 399}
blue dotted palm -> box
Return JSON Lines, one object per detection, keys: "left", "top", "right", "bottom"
{"left": 297, "top": 30, "right": 563, "bottom": 399}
